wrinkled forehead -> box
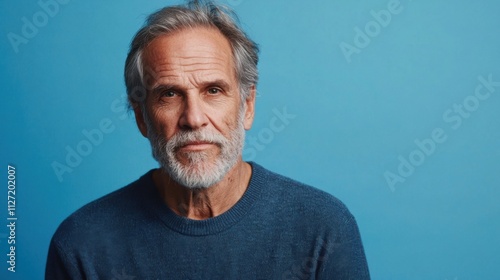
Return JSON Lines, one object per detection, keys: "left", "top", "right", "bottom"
{"left": 141, "top": 27, "right": 237, "bottom": 84}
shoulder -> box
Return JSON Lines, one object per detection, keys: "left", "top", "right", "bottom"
{"left": 251, "top": 164, "right": 370, "bottom": 278}
{"left": 50, "top": 170, "right": 154, "bottom": 247}
{"left": 252, "top": 163, "right": 356, "bottom": 230}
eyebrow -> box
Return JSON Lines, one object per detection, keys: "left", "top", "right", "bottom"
{"left": 150, "top": 84, "right": 179, "bottom": 96}
{"left": 202, "top": 79, "right": 231, "bottom": 91}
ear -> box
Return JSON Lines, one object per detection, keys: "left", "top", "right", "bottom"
{"left": 133, "top": 104, "right": 149, "bottom": 138}
{"left": 243, "top": 86, "right": 256, "bottom": 130}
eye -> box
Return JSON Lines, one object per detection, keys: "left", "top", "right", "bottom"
{"left": 207, "top": 88, "right": 221, "bottom": 95}
{"left": 162, "top": 90, "right": 176, "bottom": 98}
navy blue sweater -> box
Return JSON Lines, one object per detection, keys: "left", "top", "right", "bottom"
{"left": 46, "top": 163, "right": 370, "bottom": 279}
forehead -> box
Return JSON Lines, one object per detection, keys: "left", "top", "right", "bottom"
{"left": 142, "top": 27, "right": 235, "bottom": 84}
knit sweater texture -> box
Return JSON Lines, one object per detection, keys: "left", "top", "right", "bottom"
{"left": 46, "top": 162, "right": 370, "bottom": 279}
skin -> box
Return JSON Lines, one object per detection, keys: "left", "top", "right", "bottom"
{"left": 133, "top": 27, "right": 256, "bottom": 220}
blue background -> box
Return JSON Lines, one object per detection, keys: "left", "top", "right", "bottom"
{"left": 1, "top": 0, "right": 499, "bottom": 279}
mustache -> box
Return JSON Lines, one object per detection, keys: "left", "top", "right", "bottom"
{"left": 167, "top": 129, "right": 228, "bottom": 151}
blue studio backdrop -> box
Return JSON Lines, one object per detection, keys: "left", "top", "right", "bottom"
{"left": 1, "top": 0, "right": 499, "bottom": 279}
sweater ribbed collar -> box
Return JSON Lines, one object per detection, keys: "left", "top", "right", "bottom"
{"left": 140, "top": 162, "right": 264, "bottom": 236}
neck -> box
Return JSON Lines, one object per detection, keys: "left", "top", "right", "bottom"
{"left": 153, "top": 160, "right": 252, "bottom": 220}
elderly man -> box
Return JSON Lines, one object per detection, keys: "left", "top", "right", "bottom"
{"left": 46, "top": 1, "right": 370, "bottom": 279}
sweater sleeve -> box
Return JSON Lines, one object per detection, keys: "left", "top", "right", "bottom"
{"left": 317, "top": 210, "right": 370, "bottom": 280}
{"left": 45, "top": 238, "right": 83, "bottom": 280}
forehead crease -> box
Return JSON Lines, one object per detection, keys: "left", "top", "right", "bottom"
{"left": 152, "top": 68, "right": 230, "bottom": 87}
{"left": 152, "top": 63, "right": 230, "bottom": 79}
{"left": 156, "top": 70, "right": 227, "bottom": 83}
{"left": 150, "top": 59, "right": 233, "bottom": 82}
{"left": 141, "top": 29, "right": 237, "bottom": 87}
{"left": 160, "top": 55, "right": 231, "bottom": 66}
{"left": 149, "top": 53, "right": 229, "bottom": 68}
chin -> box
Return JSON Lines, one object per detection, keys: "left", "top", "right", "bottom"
{"left": 163, "top": 153, "right": 235, "bottom": 189}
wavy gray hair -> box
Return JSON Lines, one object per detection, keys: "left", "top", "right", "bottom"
{"left": 124, "top": 0, "right": 259, "bottom": 109}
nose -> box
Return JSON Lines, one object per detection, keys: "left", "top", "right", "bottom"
{"left": 178, "top": 95, "right": 209, "bottom": 130}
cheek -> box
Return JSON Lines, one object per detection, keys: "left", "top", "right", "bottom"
{"left": 221, "top": 107, "right": 242, "bottom": 132}
{"left": 149, "top": 107, "right": 179, "bottom": 138}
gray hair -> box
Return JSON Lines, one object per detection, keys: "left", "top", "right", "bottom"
{"left": 124, "top": 0, "right": 259, "bottom": 109}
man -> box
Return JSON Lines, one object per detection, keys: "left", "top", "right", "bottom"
{"left": 46, "top": 1, "right": 370, "bottom": 279}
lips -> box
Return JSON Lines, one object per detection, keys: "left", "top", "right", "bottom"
{"left": 184, "top": 141, "right": 212, "bottom": 146}
{"left": 178, "top": 140, "right": 217, "bottom": 151}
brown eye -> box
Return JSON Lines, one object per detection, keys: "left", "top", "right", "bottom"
{"left": 208, "top": 88, "right": 221, "bottom": 95}
{"left": 162, "top": 90, "right": 176, "bottom": 97}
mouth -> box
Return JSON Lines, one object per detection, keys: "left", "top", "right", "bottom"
{"left": 178, "top": 141, "right": 217, "bottom": 151}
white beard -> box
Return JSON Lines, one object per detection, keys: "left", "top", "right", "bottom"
{"left": 147, "top": 109, "right": 245, "bottom": 189}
